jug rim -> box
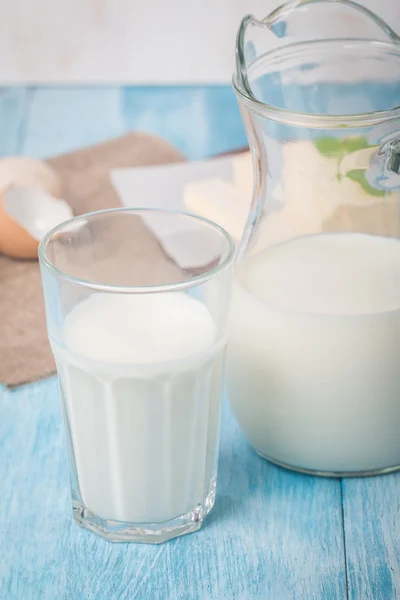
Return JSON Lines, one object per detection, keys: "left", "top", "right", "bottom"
{"left": 233, "top": 37, "right": 400, "bottom": 129}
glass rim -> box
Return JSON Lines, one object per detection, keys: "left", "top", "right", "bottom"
{"left": 38, "top": 207, "right": 236, "bottom": 294}
{"left": 233, "top": 37, "right": 400, "bottom": 128}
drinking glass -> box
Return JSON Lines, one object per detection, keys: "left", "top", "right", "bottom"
{"left": 39, "top": 208, "right": 234, "bottom": 542}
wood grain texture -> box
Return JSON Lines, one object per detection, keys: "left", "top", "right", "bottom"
{"left": 120, "top": 86, "right": 247, "bottom": 160}
{"left": 0, "top": 0, "right": 398, "bottom": 85}
{"left": 21, "top": 86, "right": 247, "bottom": 160}
{"left": 2, "top": 84, "right": 400, "bottom": 599}
{"left": 342, "top": 477, "right": 400, "bottom": 600}
{"left": 0, "top": 380, "right": 346, "bottom": 600}
{"left": 22, "top": 87, "right": 126, "bottom": 158}
{"left": 0, "top": 87, "right": 32, "bottom": 157}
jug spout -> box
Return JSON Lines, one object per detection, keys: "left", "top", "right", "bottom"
{"left": 235, "top": 0, "right": 400, "bottom": 104}
{"left": 233, "top": 0, "right": 400, "bottom": 259}
{"left": 265, "top": 0, "right": 400, "bottom": 43}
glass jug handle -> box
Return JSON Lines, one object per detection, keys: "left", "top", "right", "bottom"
{"left": 369, "top": 139, "right": 400, "bottom": 191}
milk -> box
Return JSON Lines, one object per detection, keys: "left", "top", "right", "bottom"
{"left": 228, "top": 233, "right": 400, "bottom": 473}
{"left": 52, "top": 292, "right": 225, "bottom": 523}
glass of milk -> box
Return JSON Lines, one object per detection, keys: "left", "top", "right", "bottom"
{"left": 39, "top": 208, "right": 234, "bottom": 543}
{"left": 230, "top": 0, "right": 400, "bottom": 476}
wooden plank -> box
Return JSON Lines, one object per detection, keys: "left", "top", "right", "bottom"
{"left": 0, "top": 381, "right": 346, "bottom": 600}
{"left": 22, "top": 86, "right": 246, "bottom": 160}
{"left": 1, "top": 1, "right": 400, "bottom": 86}
{"left": 22, "top": 87, "right": 126, "bottom": 158}
{"left": 120, "top": 86, "right": 247, "bottom": 159}
{"left": 22, "top": 86, "right": 247, "bottom": 160}
{"left": 342, "top": 476, "right": 400, "bottom": 599}
{"left": 2, "top": 85, "right": 345, "bottom": 599}
{"left": 0, "top": 87, "right": 31, "bottom": 156}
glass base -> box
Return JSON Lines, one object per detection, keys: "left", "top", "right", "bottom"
{"left": 255, "top": 449, "right": 400, "bottom": 478}
{"left": 72, "top": 480, "right": 216, "bottom": 543}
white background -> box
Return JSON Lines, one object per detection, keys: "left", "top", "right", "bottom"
{"left": 0, "top": 0, "right": 399, "bottom": 84}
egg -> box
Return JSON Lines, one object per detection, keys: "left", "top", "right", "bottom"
{"left": 0, "top": 156, "right": 73, "bottom": 260}
{"left": 0, "top": 186, "right": 73, "bottom": 260}
{"left": 0, "top": 156, "right": 62, "bottom": 198}
{"left": 0, "top": 191, "right": 38, "bottom": 258}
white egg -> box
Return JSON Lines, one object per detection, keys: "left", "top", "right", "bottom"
{"left": 0, "top": 186, "right": 73, "bottom": 259}
{"left": 0, "top": 156, "right": 62, "bottom": 198}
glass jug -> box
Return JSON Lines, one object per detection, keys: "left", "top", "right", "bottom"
{"left": 228, "top": 0, "right": 400, "bottom": 476}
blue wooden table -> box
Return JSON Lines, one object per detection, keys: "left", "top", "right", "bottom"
{"left": 1, "top": 86, "right": 399, "bottom": 600}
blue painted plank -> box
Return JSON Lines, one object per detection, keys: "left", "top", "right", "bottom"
{"left": 3, "top": 84, "right": 346, "bottom": 599}
{"left": 0, "top": 87, "right": 31, "bottom": 156}
{"left": 342, "top": 477, "right": 400, "bottom": 600}
{"left": 0, "top": 381, "right": 345, "bottom": 600}
{"left": 22, "top": 87, "right": 126, "bottom": 158}
{"left": 121, "top": 86, "right": 247, "bottom": 160}
{"left": 22, "top": 86, "right": 247, "bottom": 160}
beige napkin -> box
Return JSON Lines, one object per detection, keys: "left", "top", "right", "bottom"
{"left": 0, "top": 133, "right": 184, "bottom": 387}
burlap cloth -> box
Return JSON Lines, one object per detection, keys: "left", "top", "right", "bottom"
{"left": 0, "top": 133, "right": 184, "bottom": 387}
